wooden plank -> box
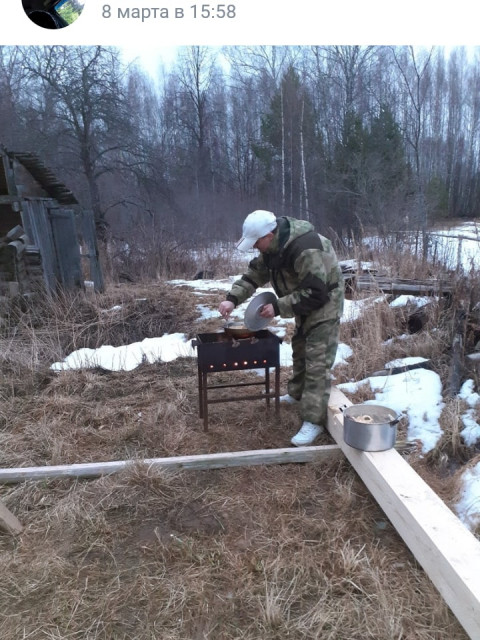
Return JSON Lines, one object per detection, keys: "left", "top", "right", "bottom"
{"left": 0, "top": 498, "right": 23, "bottom": 535}
{"left": 48, "top": 208, "right": 83, "bottom": 289}
{"left": 0, "top": 445, "right": 343, "bottom": 483}
{"left": 355, "top": 276, "right": 452, "bottom": 296}
{"left": 79, "top": 209, "right": 104, "bottom": 292}
{"left": 6, "top": 225, "right": 25, "bottom": 241}
{"left": 0, "top": 155, "right": 10, "bottom": 195}
{"left": 327, "top": 387, "right": 480, "bottom": 640}
{"left": 0, "top": 196, "right": 21, "bottom": 204}
{"left": 430, "top": 232, "right": 480, "bottom": 243}
{"left": 21, "top": 200, "right": 57, "bottom": 293}
{"left": 7, "top": 239, "right": 25, "bottom": 257}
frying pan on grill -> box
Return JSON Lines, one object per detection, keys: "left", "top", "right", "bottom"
{"left": 223, "top": 322, "right": 256, "bottom": 338}
{"left": 223, "top": 292, "right": 277, "bottom": 338}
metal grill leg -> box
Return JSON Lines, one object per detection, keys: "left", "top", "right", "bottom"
{"left": 265, "top": 367, "right": 270, "bottom": 408}
{"left": 275, "top": 365, "right": 280, "bottom": 415}
{"left": 198, "top": 365, "right": 203, "bottom": 419}
{"left": 201, "top": 372, "right": 209, "bottom": 432}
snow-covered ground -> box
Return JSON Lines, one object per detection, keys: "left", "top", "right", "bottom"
{"left": 430, "top": 222, "right": 480, "bottom": 271}
{"left": 366, "top": 221, "right": 480, "bottom": 272}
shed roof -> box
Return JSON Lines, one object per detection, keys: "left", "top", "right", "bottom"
{"left": 8, "top": 151, "right": 79, "bottom": 206}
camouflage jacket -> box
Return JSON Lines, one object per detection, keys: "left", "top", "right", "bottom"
{"left": 227, "top": 216, "right": 344, "bottom": 332}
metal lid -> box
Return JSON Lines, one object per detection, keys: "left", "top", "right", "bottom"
{"left": 244, "top": 291, "right": 277, "bottom": 331}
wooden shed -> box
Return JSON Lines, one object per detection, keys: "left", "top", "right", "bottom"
{"left": 0, "top": 145, "right": 103, "bottom": 298}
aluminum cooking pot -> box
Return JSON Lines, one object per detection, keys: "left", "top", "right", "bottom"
{"left": 343, "top": 404, "right": 400, "bottom": 452}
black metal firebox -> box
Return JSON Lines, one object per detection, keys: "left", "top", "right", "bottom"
{"left": 192, "top": 330, "right": 282, "bottom": 431}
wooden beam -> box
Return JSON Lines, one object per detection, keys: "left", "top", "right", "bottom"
{"left": 0, "top": 445, "right": 343, "bottom": 484}
{"left": 354, "top": 274, "right": 452, "bottom": 296}
{"left": 430, "top": 232, "right": 480, "bottom": 244}
{"left": 0, "top": 196, "right": 21, "bottom": 204}
{"left": 0, "top": 498, "right": 23, "bottom": 535}
{"left": 327, "top": 387, "right": 480, "bottom": 640}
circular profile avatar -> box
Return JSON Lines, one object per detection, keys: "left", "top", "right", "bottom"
{"left": 23, "top": 0, "right": 85, "bottom": 29}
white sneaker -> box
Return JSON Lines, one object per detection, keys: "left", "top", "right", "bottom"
{"left": 291, "top": 422, "right": 323, "bottom": 446}
{"left": 279, "top": 394, "right": 300, "bottom": 404}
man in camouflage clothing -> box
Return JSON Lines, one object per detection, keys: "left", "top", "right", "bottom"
{"left": 219, "top": 210, "right": 344, "bottom": 446}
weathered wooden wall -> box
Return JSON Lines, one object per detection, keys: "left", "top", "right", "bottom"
{"left": 0, "top": 148, "right": 104, "bottom": 300}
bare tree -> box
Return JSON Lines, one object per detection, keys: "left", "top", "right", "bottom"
{"left": 172, "top": 46, "right": 218, "bottom": 197}
{"left": 18, "top": 45, "right": 134, "bottom": 238}
{"left": 391, "top": 46, "right": 434, "bottom": 232}
{"left": 6, "top": 43, "right": 480, "bottom": 250}
{"left": 309, "top": 45, "right": 377, "bottom": 145}
{"left": 0, "top": 48, "right": 24, "bottom": 148}
{"left": 223, "top": 46, "right": 296, "bottom": 92}
{"left": 299, "top": 96, "right": 310, "bottom": 220}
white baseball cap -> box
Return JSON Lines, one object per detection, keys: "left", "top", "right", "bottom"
{"left": 236, "top": 210, "right": 277, "bottom": 251}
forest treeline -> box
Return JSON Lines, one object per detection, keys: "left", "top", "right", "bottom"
{"left": 0, "top": 44, "right": 479, "bottom": 249}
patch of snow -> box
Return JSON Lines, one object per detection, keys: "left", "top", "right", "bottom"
{"left": 338, "top": 367, "right": 444, "bottom": 453}
{"left": 458, "top": 379, "right": 480, "bottom": 446}
{"left": 456, "top": 461, "right": 480, "bottom": 532}
{"left": 389, "top": 295, "right": 432, "bottom": 308}
{"left": 384, "top": 356, "right": 429, "bottom": 369}
{"left": 196, "top": 304, "right": 220, "bottom": 320}
{"left": 334, "top": 343, "right": 353, "bottom": 367}
{"left": 51, "top": 334, "right": 196, "bottom": 372}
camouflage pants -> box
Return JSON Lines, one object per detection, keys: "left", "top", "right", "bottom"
{"left": 287, "top": 318, "right": 340, "bottom": 426}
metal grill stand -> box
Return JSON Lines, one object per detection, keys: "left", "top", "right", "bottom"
{"left": 192, "top": 330, "right": 282, "bottom": 432}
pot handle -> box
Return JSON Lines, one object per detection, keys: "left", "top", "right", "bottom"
{"left": 391, "top": 414, "right": 403, "bottom": 426}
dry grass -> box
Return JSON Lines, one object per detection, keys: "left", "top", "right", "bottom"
{"left": 105, "top": 234, "right": 248, "bottom": 283}
{"left": 425, "top": 398, "right": 472, "bottom": 466}
{"left": 0, "top": 463, "right": 468, "bottom": 639}
{"left": 0, "top": 270, "right": 477, "bottom": 639}
{"left": 339, "top": 295, "right": 400, "bottom": 380}
{"left": 338, "top": 292, "right": 449, "bottom": 385}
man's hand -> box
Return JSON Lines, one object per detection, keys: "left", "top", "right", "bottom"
{"left": 219, "top": 300, "right": 235, "bottom": 320}
{"left": 259, "top": 303, "right": 275, "bottom": 319}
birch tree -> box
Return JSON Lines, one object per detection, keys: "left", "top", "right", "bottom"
{"left": 391, "top": 46, "right": 434, "bottom": 232}
{"left": 254, "top": 66, "right": 317, "bottom": 218}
